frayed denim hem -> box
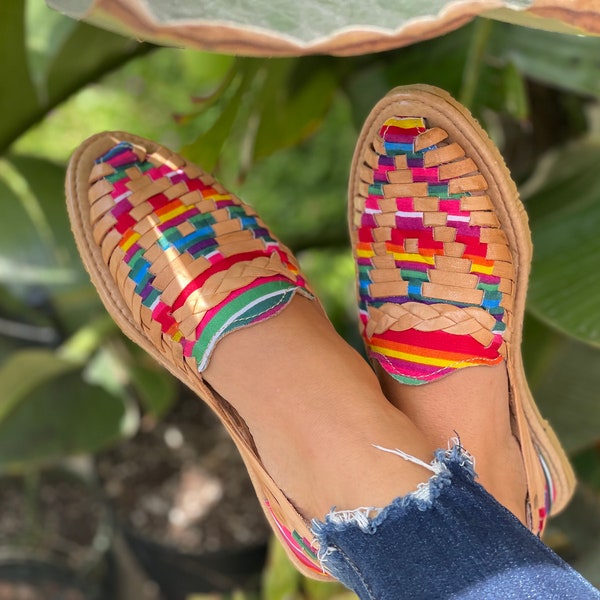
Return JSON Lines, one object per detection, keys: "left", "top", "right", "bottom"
{"left": 310, "top": 442, "right": 600, "bottom": 600}
{"left": 313, "top": 441, "right": 474, "bottom": 537}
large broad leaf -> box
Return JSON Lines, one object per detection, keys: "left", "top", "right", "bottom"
{"left": 46, "top": 0, "right": 600, "bottom": 57}
{"left": 0, "top": 349, "right": 127, "bottom": 471}
{"left": 523, "top": 142, "right": 600, "bottom": 347}
{"left": 488, "top": 22, "right": 600, "bottom": 97}
{"left": 0, "top": 0, "right": 146, "bottom": 154}
{"left": 0, "top": 0, "right": 39, "bottom": 149}
{"left": 0, "top": 155, "right": 85, "bottom": 288}
{"left": 522, "top": 316, "right": 600, "bottom": 454}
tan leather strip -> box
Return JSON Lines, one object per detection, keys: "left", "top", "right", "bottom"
{"left": 180, "top": 190, "right": 204, "bottom": 206}
{"left": 422, "top": 282, "right": 484, "bottom": 305}
{"left": 130, "top": 201, "right": 154, "bottom": 221}
{"left": 422, "top": 211, "right": 448, "bottom": 227}
{"left": 220, "top": 239, "right": 265, "bottom": 256}
{"left": 433, "top": 226, "right": 456, "bottom": 242}
{"left": 165, "top": 181, "right": 190, "bottom": 200}
{"left": 394, "top": 155, "right": 408, "bottom": 169}
{"left": 129, "top": 178, "right": 173, "bottom": 206}
{"left": 372, "top": 242, "right": 389, "bottom": 256}
{"left": 492, "top": 260, "right": 514, "bottom": 279}
{"left": 358, "top": 181, "right": 370, "bottom": 197}
{"left": 423, "top": 142, "right": 465, "bottom": 167}
{"left": 448, "top": 174, "right": 488, "bottom": 194}
{"left": 213, "top": 219, "right": 242, "bottom": 236}
{"left": 378, "top": 197, "right": 399, "bottom": 213}
{"left": 387, "top": 169, "right": 414, "bottom": 184}
{"left": 434, "top": 254, "right": 472, "bottom": 273}
{"left": 375, "top": 213, "right": 397, "bottom": 228}
{"left": 148, "top": 246, "right": 181, "bottom": 280}
{"left": 404, "top": 238, "right": 419, "bottom": 253}
{"left": 498, "top": 278, "right": 512, "bottom": 294}
{"left": 414, "top": 127, "right": 448, "bottom": 151}
{"left": 364, "top": 146, "right": 380, "bottom": 168}
{"left": 439, "top": 157, "right": 478, "bottom": 181}
{"left": 442, "top": 241, "right": 467, "bottom": 257}
{"left": 428, "top": 269, "right": 478, "bottom": 289}
{"left": 183, "top": 164, "right": 207, "bottom": 180}
{"left": 89, "top": 161, "right": 114, "bottom": 183}
{"left": 460, "top": 194, "right": 494, "bottom": 212}
{"left": 149, "top": 150, "right": 185, "bottom": 169}
{"left": 210, "top": 207, "right": 231, "bottom": 223}
{"left": 373, "top": 227, "right": 392, "bottom": 242}
{"left": 413, "top": 197, "right": 439, "bottom": 211}
{"left": 369, "top": 281, "right": 409, "bottom": 298}
{"left": 486, "top": 243, "right": 512, "bottom": 262}
{"left": 215, "top": 230, "right": 254, "bottom": 247}
{"left": 152, "top": 252, "right": 194, "bottom": 291}
{"left": 178, "top": 221, "right": 196, "bottom": 236}
{"left": 372, "top": 254, "right": 396, "bottom": 269}
{"left": 160, "top": 257, "right": 212, "bottom": 306}
{"left": 470, "top": 211, "right": 500, "bottom": 227}
{"left": 353, "top": 196, "right": 366, "bottom": 213}
{"left": 383, "top": 182, "right": 429, "bottom": 198}
{"left": 373, "top": 137, "right": 386, "bottom": 156}
{"left": 90, "top": 195, "right": 115, "bottom": 224}
{"left": 101, "top": 229, "right": 122, "bottom": 264}
{"left": 108, "top": 246, "right": 125, "bottom": 280}
{"left": 359, "top": 163, "right": 375, "bottom": 183}
{"left": 93, "top": 213, "right": 117, "bottom": 245}
{"left": 89, "top": 179, "right": 114, "bottom": 204}
{"left": 370, "top": 269, "right": 402, "bottom": 283}
{"left": 480, "top": 227, "right": 508, "bottom": 244}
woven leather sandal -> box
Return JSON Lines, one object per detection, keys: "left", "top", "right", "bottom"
{"left": 348, "top": 85, "right": 575, "bottom": 534}
{"left": 66, "top": 131, "right": 331, "bottom": 580}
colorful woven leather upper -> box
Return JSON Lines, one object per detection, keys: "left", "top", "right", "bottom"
{"left": 352, "top": 117, "right": 515, "bottom": 385}
{"left": 89, "top": 140, "right": 313, "bottom": 373}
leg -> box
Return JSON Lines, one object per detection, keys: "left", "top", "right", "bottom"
{"left": 203, "top": 294, "right": 436, "bottom": 520}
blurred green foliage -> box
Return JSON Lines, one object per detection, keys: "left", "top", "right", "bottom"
{"left": 3, "top": 0, "right": 600, "bottom": 593}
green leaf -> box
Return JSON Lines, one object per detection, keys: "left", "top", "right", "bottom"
{"left": 488, "top": 23, "right": 600, "bottom": 97}
{"left": 522, "top": 142, "right": 600, "bottom": 346}
{"left": 0, "top": 0, "right": 40, "bottom": 153}
{"left": 181, "top": 63, "right": 256, "bottom": 172}
{"left": 0, "top": 367, "right": 126, "bottom": 472}
{"left": 261, "top": 537, "right": 302, "bottom": 600}
{"left": 26, "top": 0, "right": 78, "bottom": 102}
{"left": 0, "top": 157, "right": 81, "bottom": 288}
{"left": 129, "top": 363, "right": 177, "bottom": 419}
{"left": 0, "top": 349, "right": 78, "bottom": 423}
{"left": 547, "top": 484, "right": 600, "bottom": 588}
{"left": 252, "top": 59, "right": 338, "bottom": 161}
{"left": 45, "top": 19, "right": 144, "bottom": 108}
{"left": 522, "top": 315, "right": 600, "bottom": 453}
{"left": 501, "top": 61, "right": 529, "bottom": 122}
{"left": 46, "top": 0, "right": 600, "bottom": 57}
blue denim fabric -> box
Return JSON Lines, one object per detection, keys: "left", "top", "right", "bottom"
{"left": 313, "top": 446, "right": 600, "bottom": 600}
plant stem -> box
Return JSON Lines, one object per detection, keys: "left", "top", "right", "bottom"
{"left": 459, "top": 18, "right": 494, "bottom": 110}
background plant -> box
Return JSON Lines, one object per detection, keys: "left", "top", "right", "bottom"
{"left": 2, "top": 0, "right": 600, "bottom": 594}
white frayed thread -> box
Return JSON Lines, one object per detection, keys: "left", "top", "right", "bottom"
{"left": 324, "top": 445, "right": 448, "bottom": 529}
{"left": 447, "top": 436, "right": 477, "bottom": 471}
{"left": 324, "top": 506, "right": 382, "bottom": 529}
{"left": 372, "top": 445, "right": 446, "bottom": 503}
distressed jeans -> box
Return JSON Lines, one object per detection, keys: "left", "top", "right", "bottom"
{"left": 313, "top": 445, "right": 600, "bottom": 600}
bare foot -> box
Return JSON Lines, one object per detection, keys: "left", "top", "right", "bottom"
{"left": 204, "top": 296, "right": 437, "bottom": 520}
{"left": 377, "top": 363, "right": 527, "bottom": 525}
